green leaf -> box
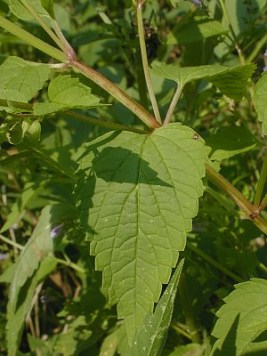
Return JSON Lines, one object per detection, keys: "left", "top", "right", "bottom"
{"left": 152, "top": 63, "right": 255, "bottom": 100}
{"left": 0, "top": 180, "right": 47, "bottom": 233}
{"left": 166, "top": 343, "right": 205, "bottom": 356}
{"left": 6, "top": 204, "right": 72, "bottom": 356}
{"left": 8, "top": 205, "right": 63, "bottom": 310}
{"left": 23, "top": 120, "right": 41, "bottom": 141}
{"left": 6, "top": 122, "right": 23, "bottom": 144}
{"left": 206, "top": 125, "right": 257, "bottom": 161}
{"left": 168, "top": 16, "right": 227, "bottom": 45}
{"left": 75, "top": 123, "right": 208, "bottom": 342}
{"left": 0, "top": 90, "right": 27, "bottom": 108}
{"left": 34, "top": 75, "right": 101, "bottom": 115}
{"left": 6, "top": 256, "right": 57, "bottom": 356}
{"left": 41, "top": 0, "right": 55, "bottom": 18}
{"left": 254, "top": 73, "right": 267, "bottom": 135}
{"left": 0, "top": 263, "right": 17, "bottom": 283}
{"left": 8, "top": 0, "right": 54, "bottom": 27}
{"left": 0, "top": 56, "right": 50, "bottom": 102}
{"left": 128, "top": 259, "right": 184, "bottom": 356}
{"left": 223, "top": 0, "right": 266, "bottom": 36}
{"left": 100, "top": 327, "right": 121, "bottom": 356}
{"left": 211, "top": 278, "right": 267, "bottom": 355}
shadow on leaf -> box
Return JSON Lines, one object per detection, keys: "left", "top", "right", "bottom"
{"left": 92, "top": 146, "right": 172, "bottom": 187}
{"left": 213, "top": 314, "right": 239, "bottom": 356}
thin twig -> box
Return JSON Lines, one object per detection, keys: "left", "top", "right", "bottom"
{"left": 254, "top": 152, "right": 267, "bottom": 207}
{"left": 164, "top": 84, "right": 184, "bottom": 126}
{"left": 136, "top": 0, "right": 162, "bottom": 124}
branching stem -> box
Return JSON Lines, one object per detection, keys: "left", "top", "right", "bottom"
{"left": 65, "top": 111, "right": 149, "bottom": 134}
{"left": 71, "top": 59, "right": 160, "bottom": 129}
{"left": 206, "top": 164, "right": 267, "bottom": 235}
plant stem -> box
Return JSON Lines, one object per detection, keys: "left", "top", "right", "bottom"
{"left": 66, "top": 111, "right": 148, "bottom": 134}
{"left": 246, "top": 33, "right": 267, "bottom": 64}
{"left": 23, "top": 142, "right": 76, "bottom": 180}
{"left": 0, "top": 233, "right": 23, "bottom": 250}
{"left": 164, "top": 84, "right": 184, "bottom": 126}
{"left": 71, "top": 59, "right": 161, "bottom": 129}
{"left": 51, "top": 20, "right": 77, "bottom": 59}
{"left": 260, "top": 195, "right": 267, "bottom": 211}
{"left": 218, "top": 0, "right": 246, "bottom": 65}
{"left": 0, "top": 234, "right": 85, "bottom": 273}
{"left": 0, "top": 14, "right": 160, "bottom": 129}
{"left": 206, "top": 164, "right": 267, "bottom": 234}
{"left": 20, "top": 0, "right": 65, "bottom": 53}
{"left": 254, "top": 153, "right": 267, "bottom": 207}
{"left": 55, "top": 258, "right": 85, "bottom": 274}
{"left": 136, "top": 1, "right": 162, "bottom": 124}
{"left": 188, "top": 243, "right": 243, "bottom": 283}
{"left": 171, "top": 322, "right": 194, "bottom": 341}
{"left": 0, "top": 16, "right": 65, "bottom": 62}
{"left": 258, "top": 262, "right": 267, "bottom": 276}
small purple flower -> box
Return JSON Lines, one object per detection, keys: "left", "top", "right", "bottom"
{"left": 263, "top": 66, "right": 267, "bottom": 72}
{"left": 50, "top": 224, "right": 63, "bottom": 239}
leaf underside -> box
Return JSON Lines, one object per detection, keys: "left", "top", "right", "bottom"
{"left": 254, "top": 73, "right": 267, "bottom": 135}
{"left": 211, "top": 278, "right": 267, "bottom": 355}
{"left": 9, "top": 0, "right": 54, "bottom": 27}
{"left": 0, "top": 56, "right": 50, "bottom": 105}
{"left": 6, "top": 204, "right": 73, "bottom": 356}
{"left": 152, "top": 63, "right": 255, "bottom": 101}
{"left": 76, "top": 123, "right": 208, "bottom": 342}
{"left": 128, "top": 259, "right": 185, "bottom": 356}
{"left": 34, "top": 74, "right": 101, "bottom": 115}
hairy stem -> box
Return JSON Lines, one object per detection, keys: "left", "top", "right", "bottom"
{"left": 71, "top": 59, "right": 161, "bottom": 129}
{"left": 206, "top": 164, "right": 267, "bottom": 234}
{"left": 65, "top": 111, "right": 149, "bottom": 134}
{"left": 52, "top": 20, "right": 77, "bottom": 59}
{"left": 164, "top": 84, "right": 184, "bottom": 126}
{"left": 0, "top": 14, "right": 160, "bottom": 129}
{"left": 136, "top": 0, "right": 162, "bottom": 124}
